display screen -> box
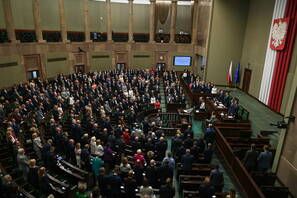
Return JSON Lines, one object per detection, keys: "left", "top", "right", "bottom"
{"left": 173, "top": 56, "right": 192, "bottom": 66}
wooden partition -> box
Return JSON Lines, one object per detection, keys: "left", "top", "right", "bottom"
{"left": 215, "top": 127, "right": 266, "bottom": 198}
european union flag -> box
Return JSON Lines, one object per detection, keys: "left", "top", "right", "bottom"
{"left": 234, "top": 63, "right": 240, "bottom": 84}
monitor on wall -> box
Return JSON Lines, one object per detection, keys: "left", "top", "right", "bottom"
{"left": 173, "top": 56, "right": 192, "bottom": 66}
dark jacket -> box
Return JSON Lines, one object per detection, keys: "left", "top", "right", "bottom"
{"left": 181, "top": 153, "right": 194, "bottom": 171}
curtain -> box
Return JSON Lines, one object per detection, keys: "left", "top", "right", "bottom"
{"left": 268, "top": 0, "right": 297, "bottom": 112}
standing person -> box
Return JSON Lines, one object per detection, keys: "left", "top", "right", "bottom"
{"left": 38, "top": 167, "right": 52, "bottom": 197}
{"left": 133, "top": 149, "right": 145, "bottom": 167}
{"left": 243, "top": 144, "right": 259, "bottom": 172}
{"left": 162, "top": 152, "right": 175, "bottom": 169}
{"left": 75, "top": 184, "right": 89, "bottom": 198}
{"left": 139, "top": 178, "right": 154, "bottom": 198}
{"left": 81, "top": 144, "right": 91, "bottom": 171}
{"left": 257, "top": 145, "right": 273, "bottom": 172}
{"left": 27, "top": 159, "right": 39, "bottom": 189}
{"left": 210, "top": 165, "right": 224, "bottom": 193}
{"left": 75, "top": 143, "right": 82, "bottom": 168}
{"left": 159, "top": 178, "right": 175, "bottom": 198}
{"left": 109, "top": 167, "right": 122, "bottom": 198}
{"left": 91, "top": 155, "right": 104, "bottom": 184}
{"left": 199, "top": 177, "right": 215, "bottom": 198}
{"left": 32, "top": 133, "right": 43, "bottom": 159}
{"left": 124, "top": 170, "right": 138, "bottom": 198}
{"left": 17, "top": 148, "right": 29, "bottom": 180}
{"left": 2, "top": 174, "right": 18, "bottom": 198}
{"left": 181, "top": 149, "right": 194, "bottom": 174}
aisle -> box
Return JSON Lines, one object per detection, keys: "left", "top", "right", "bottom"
{"left": 159, "top": 77, "right": 167, "bottom": 113}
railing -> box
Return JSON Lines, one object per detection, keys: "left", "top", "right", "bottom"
{"left": 175, "top": 34, "right": 191, "bottom": 43}
{"left": 0, "top": 30, "right": 192, "bottom": 44}
{"left": 0, "top": 29, "right": 8, "bottom": 43}
{"left": 15, "top": 30, "right": 36, "bottom": 42}
{"left": 67, "top": 31, "right": 85, "bottom": 42}
{"left": 155, "top": 33, "right": 170, "bottom": 43}
{"left": 133, "top": 33, "right": 149, "bottom": 42}
{"left": 112, "top": 32, "right": 128, "bottom": 42}
{"left": 91, "top": 32, "right": 107, "bottom": 42}
{"left": 42, "top": 31, "right": 61, "bottom": 42}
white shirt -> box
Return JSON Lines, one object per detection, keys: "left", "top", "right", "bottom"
{"left": 211, "top": 87, "right": 218, "bottom": 94}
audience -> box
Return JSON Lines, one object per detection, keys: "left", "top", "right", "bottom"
{"left": 0, "top": 69, "right": 264, "bottom": 198}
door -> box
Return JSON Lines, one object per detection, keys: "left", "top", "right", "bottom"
{"left": 74, "top": 65, "right": 85, "bottom": 73}
{"left": 24, "top": 54, "right": 43, "bottom": 81}
{"left": 73, "top": 52, "right": 87, "bottom": 73}
{"left": 117, "top": 63, "right": 126, "bottom": 71}
{"left": 27, "top": 70, "right": 40, "bottom": 81}
{"left": 242, "top": 68, "right": 252, "bottom": 93}
{"left": 156, "top": 63, "right": 166, "bottom": 72}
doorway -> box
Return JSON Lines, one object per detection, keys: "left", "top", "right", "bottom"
{"left": 27, "top": 70, "right": 40, "bottom": 81}
{"left": 117, "top": 63, "right": 126, "bottom": 71}
{"left": 74, "top": 65, "right": 85, "bottom": 73}
{"left": 156, "top": 63, "right": 166, "bottom": 72}
{"left": 23, "top": 54, "right": 43, "bottom": 81}
{"left": 242, "top": 68, "right": 252, "bottom": 93}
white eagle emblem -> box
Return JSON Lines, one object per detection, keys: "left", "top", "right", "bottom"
{"left": 271, "top": 21, "right": 287, "bottom": 48}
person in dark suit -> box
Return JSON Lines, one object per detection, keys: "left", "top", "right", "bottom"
{"left": 228, "top": 99, "right": 239, "bottom": 117}
{"left": 38, "top": 167, "right": 52, "bottom": 197}
{"left": 257, "top": 145, "right": 273, "bottom": 172}
{"left": 81, "top": 144, "right": 91, "bottom": 171}
{"left": 199, "top": 177, "right": 215, "bottom": 198}
{"left": 2, "top": 174, "right": 18, "bottom": 198}
{"left": 124, "top": 170, "right": 137, "bottom": 198}
{"left": 159, "top": 160, "right": 174, "bottom": 185}
{"left": 66, "top": 139, "right": 76, "bottom": 163}
{"left": 204, "top": 124, "right": 216, "bottom": 144}
{"left": 98, "top": 167, "right": 110, "bottom": 198}
{"left": 243, "top": 144, "right": 259, "bottom": 172}
{"left": 159, "top": 178, "right": 175, "bottom": 198}
{"left": 109, "top": 167, "right": 122, "bottom": 198}
{"left": 184, "top": 125, "right": 194, "bottom": 138}
{"left": 203, "top": 143, "right": 213, "bottom": 164}
{"left": 181, "top": 149, "right": 194, "bottom": 174}
{"left": 27, "top": 159, "right": 39, "bottom": 189}
{"left": 146, "top": 160, "right": 159, "bottom": 188}
{"left": 210, "top": 165, "right": 224, "bottom": 193}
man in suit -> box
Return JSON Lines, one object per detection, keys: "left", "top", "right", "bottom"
{"left": 257, "top": 145, "right": 273, "bottom": 172}
{"left": 181, "top": 149, "right": 194, "bottom": 174}
{"left": 203, "top": 143, "right": 213, "bottom": 164}
{"left": 158, "top": 160, "right": 174, "bottom": 185}
{"left": 159, "top": 178, "right": 175, "bottom": 198}
{"left": 81, "top": 144, "right": 91, "bottom": 171}
{"left": 146, "top": 160, "right": 159, "bottom": 188}
{"left": 109, "top": 167, "right": 122, "bottom": 198}
{"left": 210, "top": 165, "right": 224, "bottom": 193}
{"left": 243, "top": 144, "right": 259, "bottom": 172}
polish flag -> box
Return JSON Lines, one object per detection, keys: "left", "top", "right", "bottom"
{"left": 227, "top": 61, "right": 233, "bottom": 84}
